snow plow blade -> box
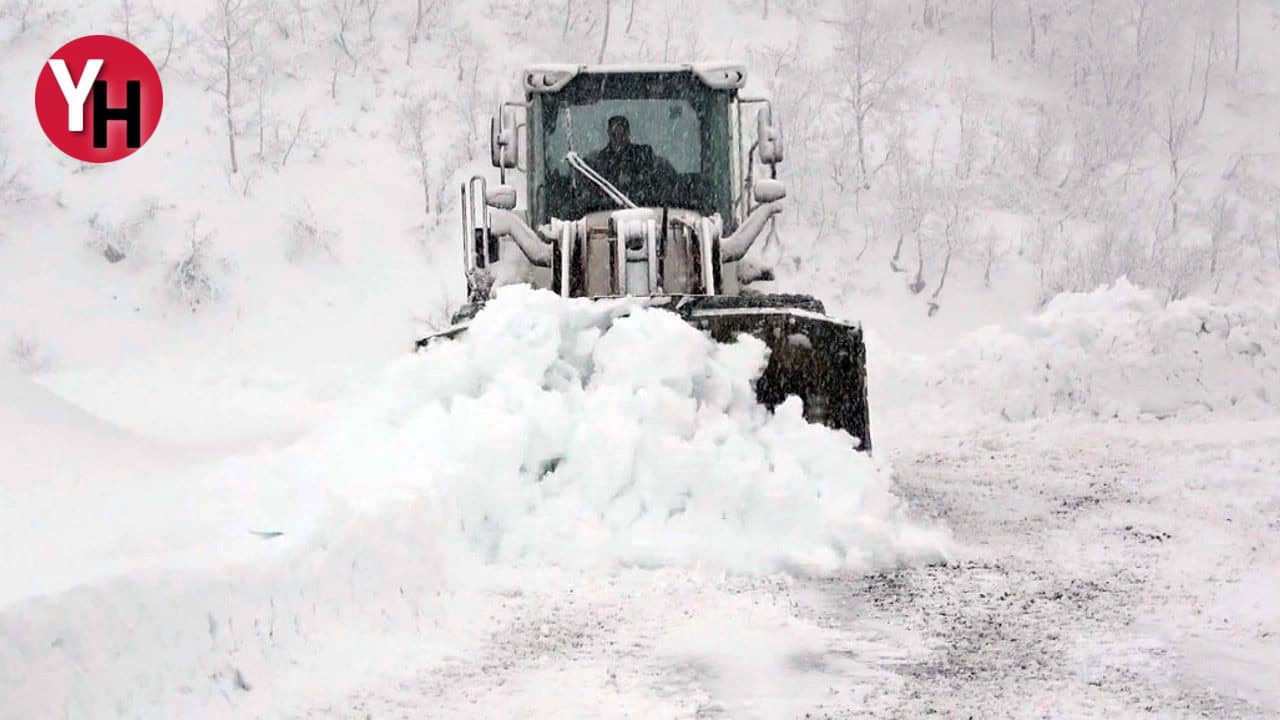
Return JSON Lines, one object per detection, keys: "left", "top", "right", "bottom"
{"left": 416, "top": 294, "right": 870, "bottom": 452}
{"left": 669, "top": 294, "right": 871, "bottom": 452}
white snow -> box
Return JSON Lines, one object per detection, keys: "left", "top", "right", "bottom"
{"left": 4, "top": 0, "right": 1280, "bottom": 715}
{"left": 0, "top": 286, "right": 948, "bottom": 719}
{"left": 874, "top": 278, "right": 1280, "bottom": 431}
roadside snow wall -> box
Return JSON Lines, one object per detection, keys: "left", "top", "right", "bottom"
{"left": 876, "top": 278, "right": 1280, "bottom": 423}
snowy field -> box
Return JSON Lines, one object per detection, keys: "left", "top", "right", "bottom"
{"left": 3, "top": 0, "right": 1280, "bottom": 717}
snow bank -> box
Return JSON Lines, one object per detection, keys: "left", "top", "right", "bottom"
{"left": 244, "top": 284, "right": 949, "bottom": 575}
{"left": 877, "top": 278, "right": 1280, "bottom": 424}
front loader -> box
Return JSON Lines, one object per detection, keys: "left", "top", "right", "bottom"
{"left": 419, "top": 63, "right": 871, "bottom": 451}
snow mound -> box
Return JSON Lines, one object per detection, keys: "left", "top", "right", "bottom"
{"left": 2, "top": 287, "right": 949, "bottom": 719}
{"left": 240, "top": 285, "right": 948, "bottom": 576}
{"left": 879, "top": 278, "right": 1280, "bottom": 423}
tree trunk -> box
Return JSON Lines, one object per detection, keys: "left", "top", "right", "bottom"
{"left": 421, "top": 158, "right": 431, "bottom": 215}
{"left": 597, "top": 0, "right": 611, "bottom": 63}
{"left": 1026, "top": 0, "right": 1035, "bottom": 60}
{"left": 988, "top": 0, "right": 998, "bottom": 61}
{"left": 853, "top": 43, "right": 867, "bottom": 183}
{"left": 931, "top": 243, "right": 954, "bottom": 300}
{"left": 1196, "top": 30, "right": 1214, "bottom": 125}
{"left": 890, "top": 232, "right": 906, "bottom": 270}
{"left": 256, "top": 85, "right": 265, "bottom": 157}
{"left": 911, "top": 233, "right": 926, "bottom": 293}
{"left": 855, "top": 112, "right": 867, "bottom": 182}
{"left": 224, "top": 40, "right": 238, "bottom": 174}
{"left": 1235, "top": 0, "right": 1241, "bottom": 74}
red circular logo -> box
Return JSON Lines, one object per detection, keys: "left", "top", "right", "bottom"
{"left": 35, "top": 35, "right": 163, "bottom": 163}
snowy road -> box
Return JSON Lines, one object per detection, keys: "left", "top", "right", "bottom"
{"left": 296, "top": 419, "right": 1280, "bottom": 719}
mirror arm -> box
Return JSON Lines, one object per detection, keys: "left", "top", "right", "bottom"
{"left": 721, "top": 201, "right": 782, "bottom": 262}
{"left": 489, "top": 208, "right": 553, "bottom": 267}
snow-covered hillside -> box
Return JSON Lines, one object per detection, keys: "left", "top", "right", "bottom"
{"left": 2, "top": 0, "right": 1278, "bottom": 717}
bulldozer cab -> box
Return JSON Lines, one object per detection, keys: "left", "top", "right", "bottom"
{"left": 527, "top": 69, "right": 735, "bottom": 231}
{"left": 464, "top": 63, "right": 787, "bottom": 301}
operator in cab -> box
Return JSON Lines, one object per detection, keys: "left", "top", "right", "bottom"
{"left": 585, "top": 115, "right": 676, "bottom": 202}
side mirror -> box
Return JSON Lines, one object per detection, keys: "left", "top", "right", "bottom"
{"left": 489, "top": 116, "right": 518, "bottom": 170}
{"left": 756, "top": 108, "right": 784, "bottom": 165}
{"left": 753, "top": 179, "right": 787, "bottom": 204}
{"left": 486, "top": 184, "right": 517, "bottom": 210}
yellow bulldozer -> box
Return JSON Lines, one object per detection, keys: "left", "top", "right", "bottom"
{"left": 419, "top": 63, "right": 871, "bottom": 450}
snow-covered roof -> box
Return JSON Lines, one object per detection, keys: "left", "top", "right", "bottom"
{"left": 523, "top": 62, "right": 747, "bottom": 93}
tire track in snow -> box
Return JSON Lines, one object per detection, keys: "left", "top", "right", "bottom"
{"left": 795, "top": 421, "right": 1279, "bottom": 718}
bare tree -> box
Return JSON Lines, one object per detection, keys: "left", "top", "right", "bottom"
{"left": 1156, "top": 88, "right": 1194, "bottom": 233}
{"left": 113, "top": 0, "right": 134, "bottom": 39}
{"left": 362, "top": 0, "right": 380, "bottom": 39}
{"left": 979, "top": 226, "right": 1002, "bottom": 287}
{"left": 1020, "top": 0, "right": 1036, "bottom": 60}
{"left": 405, "top": 0, "right": 443, "bottom": 66}
{"left": 830, "top": 0, "right": 911, "bottom": 188}
{"left": 1194, "top": 28, "right": 1215, "bottom": 125}
{"left": 928, "top": 188, "right": 971, "bottom": 315}
{"left": 1132, "top": 0, "right": 1152, "bottom": 58}
{"left": 1206, "top": 192, "right": 1237, "bottom": 283}
{"left": 0, "top": 132, "right": 28, "bottom": 206}
{"left": 327, "top": 0, "right": 361, "bottom": 68}
{"left": 1017, "top": 102, "right": 1061, "bottom": 180}
{"left": 397, "top": 96, "right": 433, "bottom": 216}
{"left": 278, "top": 109, "right": 309, "bottom": 167}
{"left": 253, "top": 66, "right": 273, "bottom": 158}
{"left": 443, "top": 33, "right": 489, "bottom": 163}
{"left": 149, "top": 3, "right": 179, "bottom": 72}
{"left": 988, "top": 0, "right": 999, "bottom": 61}
{"left": 320, "top": 0, "right": 363, "bottom": 97}
{"left": 1234, "top": 0, "right": 1241, "bottom": 74}
{"left": 292, "top": 0, "right": 310, "bottom": 42}
{"left": 887, "top": 128, "right": 931, "bottom": 287}
{"left": 953, "top": 79, "right": 978, "bottom": 180}
{"left": 203, "top": 0, "right": 263, "bottom": 175}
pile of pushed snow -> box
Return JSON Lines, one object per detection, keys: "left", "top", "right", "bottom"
{"left": 877, "top": 278, "right": 1280, "bottom": 424}
{"left": 2, "top": 287, "right": 948, "bottom": 718}
{"left": 238, "top": 285, "right": 948, "bottom": 575}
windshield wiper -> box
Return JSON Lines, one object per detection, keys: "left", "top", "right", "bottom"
{"left": 564, "top": 152, "right": 637, "bottom": 210}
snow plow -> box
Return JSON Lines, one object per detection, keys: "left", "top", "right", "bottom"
{"left": 418, "top": 63, "right": 870, "bottom": 451}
